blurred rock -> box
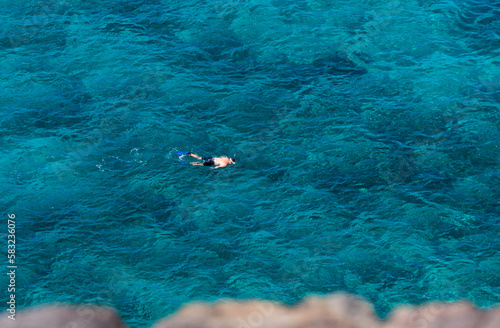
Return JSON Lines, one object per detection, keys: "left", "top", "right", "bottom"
{"left": 152, "top": 293, "right": 381, "bottom": 328}
{"left": 1, "top": 294, "right": 499, "bottom": 328}
{"left": 0, "top": 305, "right": 128, "bottom": 328}
{"left": 153, "top": 293, "right": 500, "bottom": 328}
{"left": 385, "top": 301, "right": 500, "bottom": 328}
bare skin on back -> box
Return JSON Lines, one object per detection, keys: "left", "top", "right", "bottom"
{"left": 187, "top": 152, "right": 236, "bottom": 169}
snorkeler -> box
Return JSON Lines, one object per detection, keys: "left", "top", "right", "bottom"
{"left": 186, "top": 152, "right": 236, "bottom": 169}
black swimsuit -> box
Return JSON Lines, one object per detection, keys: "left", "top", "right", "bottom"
{"left": 202, "top": 157, "right": 215, "bottom": 166}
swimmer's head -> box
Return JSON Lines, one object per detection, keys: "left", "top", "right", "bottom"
{"left": 230, "top": 158, "right": 236, "bottom": 164}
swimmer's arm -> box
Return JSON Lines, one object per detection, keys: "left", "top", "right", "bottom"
{"left": 212, "top": 163, "right": 227, "bottom": 169}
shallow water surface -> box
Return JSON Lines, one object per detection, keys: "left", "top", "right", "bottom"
{"left": 1, "top": 0, "right": 499, "bottom": 327}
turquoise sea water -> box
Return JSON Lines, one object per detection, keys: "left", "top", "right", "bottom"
{"left": 1, "top": 0, "right": 499, "bottom": 327}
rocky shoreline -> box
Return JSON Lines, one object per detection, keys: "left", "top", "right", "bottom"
{"left": 1, "top": 293, "right": 499, "bottom": 328}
